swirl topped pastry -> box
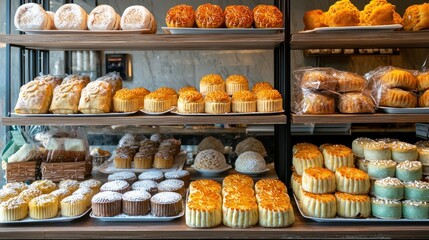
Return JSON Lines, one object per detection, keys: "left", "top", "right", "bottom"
{"left": 360, "top": 0, "right": 397, "bottom": 26}
{"left": 224, "top": 5, "right": 253, "bottom": 28}
{"left": 195, "top": 3, "right": 224, "bottom": 28}
{"left": 324, "top": 0, "right": 360, "bottom": 27}
{"left": 165, "top": 4, "right": 195, "bottom": 28}
{"left": 253, "top": 5, "right": 283, "bottom": 28}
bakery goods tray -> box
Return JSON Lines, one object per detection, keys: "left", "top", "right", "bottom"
{"left": 170, "top": 110, "right": 284, "bottom": 116}
{"left": 18, "top": 29, "right": 152, "bottom": 35}
{"left": 378, "top": 107, "right": 429, "bottom": 114}
{"left": 0, "top": 208, "right": 91, "bottom": 224}
{"left": 11, "top": 111, "right": 138, "bottom": 117}
{"left": 300, "top": 24, "right": 402, "bottom": 33}
{"left": 293, "top": 194, "right": 429, "bottom": 223}
{"left": 89, "top": 209, "right": 184, "bottom": 222}
{"left": 162, "top": 27, "right": 283, "bottom": 34}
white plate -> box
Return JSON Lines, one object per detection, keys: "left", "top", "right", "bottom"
{"left": 234, "top": 168, "right": 270, "bottom": 176}
{"left": 293, "top": 194, "right": 429, "bottom": 222}
{"left": 18, "top": 29, "right": 152, "bottom": 35}
{"left": 162, "top": 27, "right": 283, "bottom": 34}
{"left": 300, "top": 24, "right": 402, "bottom": 33}
{"left": 140, "top": 106, "right": 176, "bottom": 115}
{"left": 98, "top": 151, "right": 187, "bottom": 174}
{"left": 378, "top": 107, "right": 429, "bottom": 114}
{"left": 11, "top": 111, "right": 138, "bottom": 117}
{"left": 0, "top": 208, "right": 91, "bottom": 224}
{"left": 191, "top": 165, "right": 232, "bottom": 175}
{"left": 171, "top": 110, "right": 284, "bottom": 116}
{"left": 90, "top": 209, "right": 184, "bottom": 222}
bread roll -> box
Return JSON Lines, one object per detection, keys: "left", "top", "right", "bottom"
{"left": 88, "top": 5, "right": 119, "bottom": 30}
{"left": 54, "top": 3, "right": 88, "bottom": 30}
{"left": 14, "top": 3, "right": 49, "bottom": 30}
{"left": 121, "top": 5, "right": 154, "bottom": 30}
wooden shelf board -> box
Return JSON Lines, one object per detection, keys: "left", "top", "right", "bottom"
{"left": 0, "top": 33, "right": 284, "bottom": 50}
{"left": 292, "top": 113, "right": 429, "bottom": 124}
{"left": 2, "top": 114, "right": 287, "bottom": 126}
{"left": 290, "top": 31, "right": 429, "bottom": 49}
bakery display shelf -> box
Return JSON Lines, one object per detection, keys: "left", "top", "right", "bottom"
{"left": 0, "top": 33, "right": 284, "bottom": 51}
{"left": 292, "top": 113, "right": 429, "bottom": 124}
{"left": 0, "top": 208, "right": 91, "bottom": 224}
{"left": 290, "top": 31, "right": 429, "bottom": 49}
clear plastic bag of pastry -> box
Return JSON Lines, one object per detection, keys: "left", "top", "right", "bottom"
{"left": 293, "top": 67, "right": 340, "bottom": 92}
{"left": 364, "top": 66, "right": 418, "bottom": 108}
{"left": 1, "top": 126, "right": 44, "bottom": 165}
{"left": 293, "top": 88, "right": 337, "bottom": 115}
{"left": 37, "top": 126, "right": 90, "bottom": 163}
{"left": 338, "top": 90, "right": 376, "bottom": 114}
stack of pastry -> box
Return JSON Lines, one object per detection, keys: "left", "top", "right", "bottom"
{"left": 336, "top": 71, "right": 374, "bottom": 114}
{"left": 417, "top": 71, "right": 429, "bottom": 107}
{"left": 377, "top": 67, "right": 418, "bottom": 108}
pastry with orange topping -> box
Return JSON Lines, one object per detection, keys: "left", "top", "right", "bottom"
{"left": 189, "top": 179, "right": 222, "bottom": 195}
{"left": 29, "top": 194, "right": 59, "bottom": 219}
{"left": 335, "top": 192, "right": 371, "bottom": 218}
{"left": 0, "top": 196, "right": 28, "bottom": 221}
{"left": 303, "top": 9, "right": 327, "bottom": 30}
{"left": 186, "top": 191, "right": 222, "bottom": 228}
{"left": 204, "top": 91, "right": 231, "bottom": 114}
{"left": 177, "top": 91, "right": 205, "bottom": 113}
{"left": 335, "top": 167, "right": 370, "bottom": 194}
{"left": 379, "top": 88, "right": 417, "bottom": 108}
{"left": 178, "top": 85, "right": 198, "bottom": 95}
{"left": 253, "top": 5, "right": 283, "bottom": 28}
{"left": 258, "top": 195, "right": 295, "bottom": 227}
{"left": 113, "top": 88, "right": 141, "bottom": 112}
{"left": 403, "top": 3, "right": 429, "bottom": 31}
{"left": 419, "top": 89, "right": 429, "bottom": 107}
{"left": 222, "top": 185, "right": 255, "bottom": 199}
{"left": 380, "top": 69, "right": 417, "bottom": 90}
{"left": 154, "top": 87, "right": 178, "bottom": 107}
{"left": 195, "top": 3, "right": 224, "bottom": 28}
{"left": 291, "top": 172, "right": 303, "bottom": 200}
{"left": 251, "top": 82, "right": 273, "bottom": 94}
{"left": 300, "top": 190, "right": 337, "bottom": 218}
{"left": 360, "top": 0, "right": 397, "bottom": 26}
{"left": 256, "top": 191, "right": 290, "bottom": 204}
{"left": 231, "top": 90, "right": 256, "bottom": 113}
{"left": 225, "top": 74, "right": 249, "bottom": 95}
{"left": 301, "top": 91, "right": 335, "bottom": 114}
{"left": 292, "top": 142, "right": 319, "bottom": 154}
{"left": 199, "top": 74, "right": 225, "bottom": 95}
{"left": 144, "top": 91, "right": 171, "bottom": 113}
{"left": 78, "top": 80, "right": 113, "bottom": 114}
{"left": 224, "top": 5, "right": 253, "bottom": 28}
{"left": 302, "top": 167, "right": 336, "bottom": 194}
{"left": 255, "top": 179, "right": 287, "bottom": 195}
{"left": 188, "top": 190, "right": 222, "bottom": 206}
{"left": 338, "top": 92, "right": 375, "bottom": 114}
{"left": 223, "top": 195, "right": 258, "bottom": 228}
{"left": 324, "top": 0, "right": 360, "bottom": 27}
{"left": 292, "top": 148, "right": 324, "bottom": 175}
{"left": 131, "top": 87, "right": 150, "bottom": 109}
{"left": 256, "top": 89, "right": 283, "bottom": 112}
{"left": 323, "top": 144, "right": 355, "bottom": 172}
{"left": 165, "top": 4, "right": 195, "bottom": 28}
{"left": 222, "top": 173, "right": 254, "bottom": 189}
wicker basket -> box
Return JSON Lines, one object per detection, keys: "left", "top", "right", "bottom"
{"left": 41, "top": 161, "right": 87, "bottom": 182}
{"left": 6, "top": 161, "right": 37, "bottom": 182}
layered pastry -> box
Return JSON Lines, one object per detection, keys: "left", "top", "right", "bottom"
{"left": 113, "top": 89, "right": 141, "bottom": 112}
{"left": 199, "top": 74, "right": 225, "bottom": 95}
{"left": 193, "top": 149, "right": 229, "bottom": 170}
{"left": 0, "top": 189, "right": 18, "bottom": 203}
{"left": 29, "top": 194, "right": 59, "bottom": 219}
{"left": 50, "top": 78, "right": 85, "bottom": 114}
{"left": 121, "top": 5, "right": 155, "bottom": 32}
{"left": 352, "top": 137, "right": 375, "bottom": 158}
{"left": 131, "top": 180, "right": 158, "bottom": 196}
{"left": 14, "top": 3, "right": 51, "bottom": 30}
{"left": 338, "top": 92, "right": 375, "bottom": 114}
{"left": 404, "top": 181, "right": 429, "bottom": 202}
{"left": 235, "top": 151, "right": 267, "bottom": 173}
{"left": 0, "top": 196, "right": 28, "bottom": 221}
{"left": 402, "top": 200, "right": 429, "bottom": 219}
{"left": 300, "top": 70, "right": 338, "bottom": 91}
{"left": 197, "top": 136, "right": 224, "bottom": 153}
{"left": 58, "top": 180, "right": 79, "bottom": 193}
{"left": 91, "top": 191, "right": 122, "bottom": 217}
{"left": 371, "top": 198, "right": 402, "bottom": 219}
{"left": 235, "top": 137, "right": 267, "bottom": 157}
{"left": 419, "top": 89, "right": 429, "bottom": 107}
{"left": 292, "top": 142, "right": 319, "bottom": 155}
{"left": 226, "top": 75, "right": 249, "bottom": 95}
{"left": 256, "top": 89, "right": 283, "bottom": 112}
{"left": 223, "top": 173, "right": 254, "bottom": 189}
{"left": 100, "top": 180, "right": 130, "bottom": 194}
{"left": 302, "top": 167, "right": 336, "bottom": 194}
{"left": 223, "top": 195, "right": 258, "bottom": 228}
{"left": 300, "top": 190, "right": 337, "bottom": 218}
{"left": 403, "top": 3, "right": 429, "bottom": 31}
{"left": 373, "top": 177, "right": 404, "bottom": 201}
{"left": 380, "top": 69, "right": 417, "bottom": 90}
{"left": 18, "top": 188, "right": 42, "bottom": 203}
{"left": 134, "top": 151, "right": 154, "bottom": 169}
{"left": 186, "top": 191, "right": 222, "bottom": 228}
{"left": 138, "top": 170, "right": 164, "bottom": 183}
{"left": 300, "top": 91, "right": 335, "bottom": 114}
{"left": 195, "top": 3, "right": 224, "bottom": 28}
{"left": 108, "top": 171, "right": 137, "bottom": 185}
{"left": 337, "top": 72, "right": 366, "bottom": 93}
{"left": 153, "top": 151, "right": 174, "bottom": 169}
{"left": 154, "top": 87, "right": 178, "bottom": 107}
{"left": 50, "top": 188, "right": 71, "bottom": 209}
{"left": 255, "top": 179, "right": 287, "bottom": 195}
{"left": 363, "top": 141, "right": 391, "bottom": 161}
{"left": 87, "top": 4, "right": 120, "bottom": 30}
{"left": 253, "top": 5, "right": 283, "bottom": 28}
{"left": 54, "top": 3, "right": 88, "bottom": 30}
{"left": 178, "top": 86, "right": 197, "bottom": 95}
{"left": 291, "top": 172, "right": 303, "bottom": 200}
{"left": 143, "top": 91, "right": 170, "bottom": 113}
{"left": 204, "top": 91, "right": 231, "bottom": 114}
{"left": 396, "top": 161, "right": 423, "bottom": 182}
{"left": 360, "top": 0, "right": 397, "bottom": 26}
{"left": 292, "top": 148, "right": 324, "bottom": 176}
{"left": 122, "top": 190, "right": 151, "bottom": 216}
{"left": 165, "top": 4, "right": 195, "bottom": 28}
{"left": 324, "top": 0, "right": 360, "bottom": 27}
{"left": 258, "top": 196, "right": 295, "bottom": 227}
{"left": 335, "top": 192, "right": 371, "bottom": 218}
{"left": 30, "top": 180, "right": 57, "bottom": 194}
{"left": 335, "top": 167, "right": 370, "bottom": 195}
{"left": 3, "top": 182, "right": 28, "bottom": 194}
{"left": 390, "top": 142, "right": 418, "bottom": 162}
{"left": 97, "top": 72, "right": 123, "bottom": 95}
{"left": 78, "top": 80, "right": 113, "bottom": 114}
{"left": 157, "top": 179, "right": 185, "bottom": 197}
{"left": 224, "top": 5, "right": 253, "bottom": 28}
{"left": 79, "top": 179, "right": 102, "bottom": 194}
{"left": 231, "top": 90, "right": 257, "bottom": 113}
{"left": 189, "top": 179, "right": 222, "bottom": 195}
{"left": 303, "top": 9, "right": 327, "bottom": 30}
{"left": 15, "top": 80, "right": 53, "bottom": 114}
{"left": 72, "top": 187, "right": 94, "bottom": 208}
{"left": 164, "top": 170, "right": 190, "bottom": 188}
{"left": 251, "top": 82, "right": 273, "bottom": 94}
{"left": 322, "top": 144, "right": 354, "bottom": 172}
{"left": 61, "top": 194, "right": 87, "bottom": 217}
{"left": 379, "top": 88, "right": 417, "bottom": 108}
{"left": 150, "top": 192, "right": 183, "bottom": 217}
{"left": 367, "top": 160, "right": 397, "bottom": 179}
{"left": 416, "top": 72, "right": 429, "bottom": 91}
{"left": 114, "top": 153, "right": 132, "bottom": 169}
{"left": 177, "top": 91, "right": 204, "bottom": 113}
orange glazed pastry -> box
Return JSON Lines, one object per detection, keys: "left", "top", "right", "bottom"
{"left": 360, "top": 0, "right": 397, "bottom": 26}
{"left": 205, "top": 91, "right": 231, "bottom": 114}
{"left": 301, "top": 91, "right": 335, "bottom": 114}
{"left": 303, "top": 9, "right": 327, "bottom": 30}
{"left": 255, "top": 179, "right": 287, "bottom": 195}
{"left": 178, "top": 85, "right": 197, "bottom": 95}
{"left": 253, "top": 5, "right": 283, "bottom": 28}
{"left": 337, "top": 72, "right": 366, "bottom": 93}
{"left": 224, "top": 5, "right": 253, "bottom": 28}
{"left": 335, "top": 167, "right": 370, "bottom": 195}
{"left": 231, "top": 90, "right": 256, "bottom": 113}
{"left": 131, "top": 87, "right": 150, "bottom": 109}
{"left": 144, "top": 91, "right": 171, "bottom": 112}
{"left": 335, "top": 192, "right": 371, "bottom": 218}
{"left": 186, "top": 191, "right": 222, "bottom": 228}
{"left": 302, "top": 167, "right": 336, "bottom": 194}
{"left": 322, "top": 144, "right": 355, "bottom": 172}
{"left": 379, "top": 88, "right": 417, "bottom": 108}
{"left": 419, "top": 89, "right": 429, "bottom": 107}
{"left": 256, "top": 89, "right": 283, "bottom": 112}
{"left": 403, "top": 3, "right": 429, "bottom": 31}
{"left": 165, "top": 4, "right": 195, "bottom": 28}
{"left": 417, "top": 72, "right": 429, "bottom": 91}
{"left": 222, "top": 173, "right": 254, "bottom": 189}
{"left": 225, "top": 74, "right": 249, "bottom": 95}
{"left": 258, "top": 195, "right": 295, "bottom": 227}
{"left": 380, "top": 69, "right": 417, "bottom": 90}
{"left": 292, "top": 148, "right": 324, "bottom": 176}
{"left": 300, "top": 190, "right": 337, "bottom": 218}
{"left": 293, "top": 142, "right": 319, "bottom": 154}
{"left": 324, "top": 0, "right": 360, "bottom": 27}
{"left": 195, "top": 3, "right": 224, "bottom": 28}
{"left": 154, "top": 87, "right": 178, "bottom": 107}
{"left": 177, "top": 90, "right": 205, "bottom": 113}
{"left": 113, "top": 89, "right": 141, "bottom": 112}
{"left": 200, "top": 74, "right": 225, "bottom": 95}
{"left": 189, "top": 179, "right": 222, "bottom": 194}
{"left": 223, "top": 195, "right": 258, "bottom": 228}
{"left": 252, "top": 82, "right": 273, "bottom": 94}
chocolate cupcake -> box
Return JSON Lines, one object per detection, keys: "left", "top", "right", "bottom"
{"left": 131, "top": 180, "right": 158, "bottom": 196}
{"left": 100, "top": 180, "right": 130, "bottom": 194}
{"left": 122, "top": 190, "right": 151, "bottom": 216}
{"left": 150, "top": 192, "right": 183, "bottom": 217}
{"left": 91, "top": 191, "right": 122, "bottom": 217}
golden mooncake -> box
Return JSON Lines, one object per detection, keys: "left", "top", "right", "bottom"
{"left": 177, "top": 90, "right": 205, "bottom": 113}
{"left": 255, "top": 179, "right": 287, "bottom": 195}
{"left": 292, "top": 148, "right": 324, "bottom": 175}
{"left": 255, "top": 89, "right": 283, "bottom": 112}
{"left": 300, "top": 190, "right": 337, "bottom": 218}
{"left": 293, "top": 142, "right": 319, "bottom": 154}
{"left": 258, "top": 196, "right": 295, "bottom": 227}
{"left": 335, "top": 167, "right": 370, "bottom": 194}
{"left": 165, "top": 4, "right": 195, "bottom": 28}
{"left": 199, "top": 74, "right": 225, "bottom": 95}
{"left": 253, "top": 5, "right": 283, "bottom": 28}
{"left": 335, "top": 192, "right": 371, "bottom": 218}
{"left": 195, "top": 3, "right": 224, "bottom": 28}
{"left": 224, "top": 5, "right": 253, "bottom": 28}
{"left": 223, "top": 196, "right": 258, "bottom": 228}
{"left": 322, "top": 144, "right": 355, "bottom": 172}
{"left": 222, "top": 173, "right": 254, "bottom": 189}
{"left": 189, "top": 179, "right": 222, "bottom": 194}
{"left": 302, "top": 167, "right": 336, "bottom": 194}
